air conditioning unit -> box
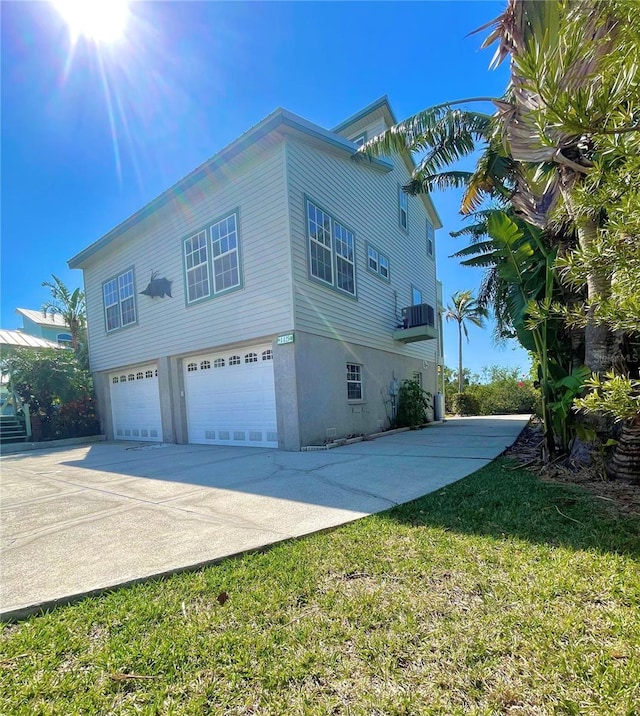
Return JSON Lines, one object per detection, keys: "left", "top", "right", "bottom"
{"left": 402, "top": 303, "right": 435, "bottom": 329}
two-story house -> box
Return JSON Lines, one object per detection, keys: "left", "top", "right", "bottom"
{"left": 68, "top": 97, "right": 442, "bottom": 450}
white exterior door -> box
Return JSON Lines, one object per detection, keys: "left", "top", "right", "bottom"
{"left": 109, "top": 365, "right": 162, "bottom": 442}
{"left": 183, "top": 346, "right": 277, "bottom": 448}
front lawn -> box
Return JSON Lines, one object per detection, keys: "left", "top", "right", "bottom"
{"left": 2, "top": 459, "right": 639, "bottom": 715}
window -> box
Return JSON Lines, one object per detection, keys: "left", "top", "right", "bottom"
{"left": 200, "top": 360, "right": 211, "bottom": 370}
{"left": 112, "top": 377, "right": 119, "bottom": 384}
{"left": 103, "top": 269, "right": 136, "bottom": 332}
{"left": 57, "top": 333, "right": 73, "bottom": 346}
{"left": 334, "top": 222, "right": 355, "bottom": 294}
{"left": 229, "top": 355, "right": 241, "bottom": 366}
{"left": 399, "top": 188, "right": 408, "bottom": 231}
{"left": 413, "top": 371, "right": 422, "bottom": 387}
{"left": 184, "top": 230, "right": 210, "bottom": 303}
{"left": 145, "top": 370, "right": 153, "bottom": 378}
{"left": 262, "top": 349, "right": 273, "bottom": 361}
{"left": 214, "top": 358, "right": 225, "bottom": 368}
{"left": 136, "top": 372, "right": 144, "bottom": 380}
{"left": 412, "top": 286, "right": 423, "bottom": 306}
{"left": 187, "top": 362, "right": 198, "bottom": 372}
{"left": 184, "top": 211, "right": 241, "bottom": 305}
{"left": 347, "top": 363, "right": 363, "bottom": 401}
{"left": 245, "top": 352, "right": 258, "bottom": 363}
{"left": 307, "top": 199, "right": 356, "bottom": 296}
{"left": 352, "top": 132, "right": 367, "bottom": 147}
{"left": 128, "top": 374, "right": 135, "bottom": 381}
{"left": 211, "top": 213, "right": 240, "bottom": 293}
{"left": 367, "top": 243, "right": 390, "bottom": 281}
{"left": 426, "top": 219, "right": 435, "bottom": 257}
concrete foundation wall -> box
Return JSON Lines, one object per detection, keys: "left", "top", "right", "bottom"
{"left": 293, "top": 331, "right": 436, "bottom": 447}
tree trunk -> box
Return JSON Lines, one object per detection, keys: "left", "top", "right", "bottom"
{"left": 560, "top": 184, "right": 614, "bottom": 374}
{"left": 608, "top": 418, "right": 640, "bottom": 482}
{"left": 458, "top": 323, "right": 463, "bottom": 393}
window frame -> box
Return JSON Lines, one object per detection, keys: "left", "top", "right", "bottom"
{"left": 398, "top": 185, "right": 409, "bottom": 232}
{"left": 366, "top": 241, "right": 390, "bottom": 283}
{"left": 346, "top": 363, "right": 363, "bottom": 402}
{"left": 352, "top": 131, "right": 367, "bottom": 147}
{"left": 426, "top": 219, "right": 435, "bottom": 258}
{"left": 182, "top": 209, "right": 243, "bottom": 307}
{"left": 305, "top": 196, "right": 357, "bottom": 298}
{"left": 103, "top": 267, "right": 137, "bottom": 333}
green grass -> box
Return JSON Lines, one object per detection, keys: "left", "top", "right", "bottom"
{"left": 2, "top": 459, "right": 639, "bottom": 715}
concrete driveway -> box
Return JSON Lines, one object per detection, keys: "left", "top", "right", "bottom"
{"left": 1, "top": 415, "right": 528, "bottom": 620}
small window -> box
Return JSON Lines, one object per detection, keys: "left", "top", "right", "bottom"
{"left": 145, "top": 370, "right": 153, "bottom": 378}
{"left": 112, "top": 377, "right": 119, "bottom": 384}
{"left": 229, "top": 355, "right": 241, "bottom": 366}
{"left": 136, "top": 372, "right": 144, "bottom": 380}
{"left": 426, "top": 220, "right": 435, "bottom": 257}
{"left": 214, "top": 358, "right": 225, "bottom": 368}
{"left": 187, "top": 362, "right": 198, "bottom": 372}
{"left": 128, "top": 374, "right": 135, "bottom": 381}
{"left": 399, "top": 188, "right": 408, "bottom": 231}
{"left": 367, "top": 243, "right": 389, "bottom": 281}
{"left": 200, "top": 360, "right": 211, "bottom": 370}
{"left": 379, "top": 254, "right": 389, "bottom": 279}
{"left": 413, "top": 371, "right": 422, "bottom": 387}
{"left": 352, "top": 132, "right": 367, "bottom": 147}
{"left": 412, "top": 287, "right": 423, "bottom": 306}
{"left": 347, "top": 363, "right": 363, "bottom": 401}
{"left": 120, "top": 375, "right": 127, "bottom": 382}
{"left": 262, "top": 349, "right": 273, "bottom": 361}
{"left": 245, "top": 352, "right": 258, "bottom": 364}
{"left": 368, "top": 246, "right": 378, "bottom": 272}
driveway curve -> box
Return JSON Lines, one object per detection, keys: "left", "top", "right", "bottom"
{"left": 1, "top": 415, "right": 529, "bottom": 620}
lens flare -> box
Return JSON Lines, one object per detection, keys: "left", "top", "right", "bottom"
{"left": 52, "top": 0, "right": 129, "bottom": 43}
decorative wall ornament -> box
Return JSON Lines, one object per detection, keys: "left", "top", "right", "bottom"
{"left": 140, "top": 271, "right": 173, "bottom": 298}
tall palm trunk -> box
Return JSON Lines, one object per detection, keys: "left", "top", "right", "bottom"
{"left": 458, "top": 322, "right": 464, "bottom": 393}
{"left": 560, "top": 184, "right": 614, "bottom": 374}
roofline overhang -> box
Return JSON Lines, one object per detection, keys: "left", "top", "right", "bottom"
{"left": 68, "top": 109, "right": 393, "bottom": 270}
{"left": 332, "top": 95, "right": 397, "bottom": 134}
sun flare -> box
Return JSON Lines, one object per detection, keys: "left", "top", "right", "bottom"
{"left": 52, "top": 0, "right": 130, "bottom": 43}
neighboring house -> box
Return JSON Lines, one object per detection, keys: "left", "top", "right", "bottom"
{"left": 68, "top": 97, "right": 443, "bottom": 450}
{"left": 14, "top": 308, "right": 73, "bottom": 346}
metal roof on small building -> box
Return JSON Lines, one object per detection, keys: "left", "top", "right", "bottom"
{"left": 15, "top": 308, "right": 69, "bottom": 329}
{"left": 0, "top": 330, "right": 62, "bottom": 349}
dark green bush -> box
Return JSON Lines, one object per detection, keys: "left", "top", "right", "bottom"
{"left": 451, "top": 392, "right": 480, "bottom": 416}
{"left": 395, "top": 379, "right": 432, "bottom": 428}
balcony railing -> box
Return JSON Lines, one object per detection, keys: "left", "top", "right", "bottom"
{"left": 392, "top": 303, "right": 438, "bottom": 343}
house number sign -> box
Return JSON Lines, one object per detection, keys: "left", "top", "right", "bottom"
{"left": 277, "top": 333, "right": 295, "bottom": 345}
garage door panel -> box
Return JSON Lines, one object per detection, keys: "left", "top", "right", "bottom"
{"left": 110, "top": 365, "right": 162, "bottom": 442}
{"left": 184, "top": 347, "right": 277, "bottom": 448}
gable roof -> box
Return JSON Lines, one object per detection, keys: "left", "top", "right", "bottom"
{"left": 16, "top": 308, "right": 69, "bottom": 329}
{"left": 0, "top": 330, "right": 62, "bottom": 349}
{"left": 332, "top": 95, "right": 397, "bottom": 135}
{"left": 68, "top": 108, "right": 394, "bottom": 270}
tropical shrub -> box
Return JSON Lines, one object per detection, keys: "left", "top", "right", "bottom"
{"left": 1, "top": 348, "right": 97, "bottom": 440}
{"left": 451, "top": 392, "right": 480, "bottom": 416}
{"left": 395, "top": 379, "right": 432, "bottom": 428}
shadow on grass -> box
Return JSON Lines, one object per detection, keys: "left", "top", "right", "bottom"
{"left": 382, "top": 458, "right": 640, "bottom": 558}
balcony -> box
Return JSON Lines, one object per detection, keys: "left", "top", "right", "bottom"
{"left": 393, "top": 303, "right": 438, "bottom": 343}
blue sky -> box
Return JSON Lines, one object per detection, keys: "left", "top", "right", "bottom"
{"left": 1, "top": 1, "right": 529, "bottom": 377}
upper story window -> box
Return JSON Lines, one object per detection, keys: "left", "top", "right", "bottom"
{"left": 426, "top": 219, "right": 435, "bottom": 257}
{"left": 307, "top": 199, "right": 356, "bottom": 297}
{"left": 367, "top": 244, "right": 390, "bottom": 282}
{"left": 103, "top": 268, "right": 136, "bottom": 332}
{"left": 184, "top": 211, "right": 241, "bottom": 305}
{"left": 399, "top": 188, "right": 408, "bottom": 232}
{"left": 352, "top": 132, "right": 367, "bottom": 147}
{"left": 412, "top": 286, "right": 423, "bottom": 306}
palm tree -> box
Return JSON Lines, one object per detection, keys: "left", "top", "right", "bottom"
{"left": 41, "top": 275, "right": 86, "bottom": 351}
{"left": 444, "top": 291, "right": 488, "bottom": 394}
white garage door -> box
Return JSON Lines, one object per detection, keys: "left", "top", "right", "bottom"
{"left": 110, "top": 365, "right": 162, "bottom": 442}
{"left": 184, "top": 346, "right": 277, "bottom": 448}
